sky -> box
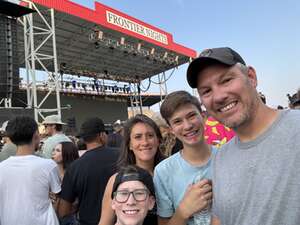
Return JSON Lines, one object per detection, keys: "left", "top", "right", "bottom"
{"left": 73, "top": 0, "right": 300, "bottom": 109}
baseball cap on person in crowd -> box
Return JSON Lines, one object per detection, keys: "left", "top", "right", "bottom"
{"left": 42, "top": 115, "right": 66, "bottom": 125}
{"left": 78, "top": 117, "right": 105, "bottom": 138}
{"left": 187, "top": 47, "right": 246, "bottom": 88}
{"left": 111, "top": 165, "right": 155, "bottom": 199}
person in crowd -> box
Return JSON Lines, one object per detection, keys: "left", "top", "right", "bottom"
{"left": 277, "top": 105, "right": 284, "bottom": 110}
{"left": 107, "top": 119, "right": 124, "bottom": 148}
{"left": 288, "top": 89, "right": 300, "bottom": 109}
{"left": 111, "top": 165, "right": 156, "bottom": 225}
{"left": 42, "top": 114, "right": 71, "bottom": 158}
{"left": 153, "top": 91, "right": 215, "bottom": 225}
{"left": 0, "top": 120, "right": 17, "bottom": 162}
{"left": 151, "top": 112, "right": 183, "bottom": 156}
{"left": 72, "top": 79, "right": 77, "bottom": 89}
{"left": 94, "top": 78, "right": 100, "bottom": 93}
{"left": 51, "top": 141, "right": 79, "bottom": 224}
{"left": 58, "top": 117, "right": 119, "bottom": 225}
{"left": 0, "top": 116, "right": 61, "bottom": 225}
{"left": 186, "top": 47, "right": 300, "bottom": 225}
{"left": 76, "top": 138, "right": 87, "bottom": 157}
{"left": 52, "top": 141, "right": 79, "bottom": 181}
{"left": 99, "top": 114, "right": 165, "bottom": 225}
{"left": 67, "top": 135, "right": 78, "bottom": 144}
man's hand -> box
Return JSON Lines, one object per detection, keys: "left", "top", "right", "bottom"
{"left": 177, "top": 179, "right": 212, "bottom": 220}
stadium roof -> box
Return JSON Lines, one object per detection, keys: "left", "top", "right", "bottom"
{"left": 18, "top": 0, "right": 197, "bottom": 83}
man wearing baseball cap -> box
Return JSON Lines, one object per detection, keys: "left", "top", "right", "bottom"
{"left": 187, "top": 47, "right": 300, "bottom": 225}
{"left": 111, "top": 165, "right": 155, "bottom": 225}
{"left": 41, "top": 115, "right": 71, "bottom": 158}
{"left": 58, "top": 117, "right": 119, "bottom": 225}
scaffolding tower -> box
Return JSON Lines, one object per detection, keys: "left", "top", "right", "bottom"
{"left": 20, "top": 0, "right": 61, "bottom": 122}
{"left": 129, "top": 82, "right": 143, "bottom": 116}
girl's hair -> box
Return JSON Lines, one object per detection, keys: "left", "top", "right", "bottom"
{"left": 117, "top": 114, "right": 165, "bottom": 169}
{"left": 60, "top": 141, "right": 79, "bottom": 169}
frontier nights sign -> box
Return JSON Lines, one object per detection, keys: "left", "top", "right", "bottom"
{"left": 106, "top": 11, "right": 168, "bottom": 45}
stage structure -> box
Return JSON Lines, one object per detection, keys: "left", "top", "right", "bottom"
{"left": 0, "top": 0, "right": 34, "bottom": 108}
{"left": 11, "top": 0, "right": 196, "bottom": 122}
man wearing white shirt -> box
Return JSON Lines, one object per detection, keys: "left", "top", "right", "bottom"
{"left": 0, "top": 116, "right": 61, "bottom": 225}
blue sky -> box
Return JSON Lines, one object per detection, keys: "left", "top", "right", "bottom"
{"left": 74, "top": 0, "right": 300, "bottom": 108}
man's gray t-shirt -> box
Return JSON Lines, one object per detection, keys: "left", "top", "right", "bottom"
{"left": 212, "top": 110, "right": 300, "bottom": 225}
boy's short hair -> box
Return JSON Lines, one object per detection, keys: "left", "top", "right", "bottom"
{"left": 6, "top": 116, "right": 38, "bottom": 146}
{"left": 160, "top": 91, "right": 202, "bottom": 124}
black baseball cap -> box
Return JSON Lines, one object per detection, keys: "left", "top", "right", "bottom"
{"left": 111, "top": 165, "right": 155, "bottom": 199}
{"left": 187, "top": 47, "right": 246, "bottom": 88}
{"left": 78, "top": 117, "right": 105, "bottom": 138}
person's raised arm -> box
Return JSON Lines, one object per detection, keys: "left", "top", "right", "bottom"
{"left": 98, "top": 173, "right": 117, "bottom": 225}
{"left": 158, "top": 179, "right": 212, "bottom": 225}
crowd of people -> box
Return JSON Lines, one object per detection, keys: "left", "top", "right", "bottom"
{"left": 0, "top": 47, "right": 300, "bottom": 225}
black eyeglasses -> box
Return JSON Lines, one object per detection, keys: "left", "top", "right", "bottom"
{"left": 113, "top": 189, "right": 149, "bottom": 203}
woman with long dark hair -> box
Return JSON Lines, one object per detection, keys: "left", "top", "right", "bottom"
{"left": 52, "top": 141, "right": 79, "bottom": 180}
{"left": 51, "top": 141, "right": 79, "bottom": 225}
{"left": 98, "top": 114, "right": 165, "bottom": 225}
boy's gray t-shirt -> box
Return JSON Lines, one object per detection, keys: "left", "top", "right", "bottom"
{"left": 212, "top": 110, "right": 300, "bottom": 225}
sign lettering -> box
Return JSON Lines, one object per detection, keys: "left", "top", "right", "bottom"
{"left": 106, "top": 11, "right": 168, "bottom": 45}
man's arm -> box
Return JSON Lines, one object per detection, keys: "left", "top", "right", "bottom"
{"left": 157, "top": 207, "right": 189, "bottom": 225}
{"left": 158, "top": 179, "right": 212, "bottom": 225}
{"left": 48, "top": 164, "right": 62, "bottom": 212}
{"left": 58, "top": 199, "right": 73, "bottom": 218}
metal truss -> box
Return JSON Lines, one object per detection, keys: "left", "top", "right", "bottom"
{"left": 129, "top": 82, "right": 143, "bottom": 116}
{"left": 0, "top": 16, "right": 14, "bottom": 109}
{"left": 0, "top": 98, "right": 12, "bottom": 108}
{"left": 157, "top": 72, "right": 168, "bottom": 107}
{"left": 20, "top": 0, "right": 61, "bottom": 122}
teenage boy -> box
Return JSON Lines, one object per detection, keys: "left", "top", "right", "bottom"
{"left": 154, "top": 90, "right": 215, "bottom": 225}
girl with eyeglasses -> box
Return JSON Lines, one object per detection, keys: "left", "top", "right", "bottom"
{"left": 111, "top": 165, "right": 156, "bottom": 225}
